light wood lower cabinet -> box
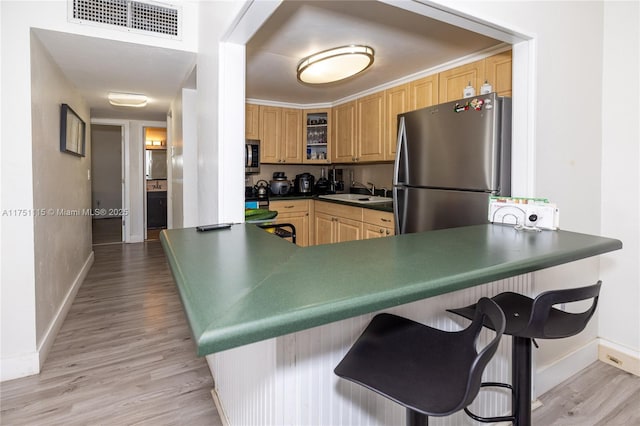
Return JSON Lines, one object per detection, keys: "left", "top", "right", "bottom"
{"left": 362, "top": 209, "right": 395, "bottom": 239}
{"left": 270, "top": 200, "right": 311, "bottom": 247}
{"left": 314, "top": 201, "right": 363, "bottom": 245}
{"left": 313, "top": 201, "right": 394, "bottom": 244}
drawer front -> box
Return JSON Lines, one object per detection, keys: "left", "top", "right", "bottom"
{"left": 362, "top": 209, "right": 394, "bottom": 227}
{"left": 271, "top": 199, "right": 309, "bottom": 213}
{"left": 314, "top": 201, "right": 363, "bottom": 222}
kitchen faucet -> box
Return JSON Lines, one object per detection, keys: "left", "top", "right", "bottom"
{"left": 351, "top": 180, "right": 376, "bottom": 195}
{"left": 366, "top": 182, "right": 375, "bottom": 195}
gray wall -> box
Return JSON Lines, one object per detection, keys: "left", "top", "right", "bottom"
{"left": 30, "top": 33, "right": 93, "bottom": 347}
{"left": 91, "top": 124, "right": 122, "bottom": 217}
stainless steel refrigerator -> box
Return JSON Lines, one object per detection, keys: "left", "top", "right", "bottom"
{"left": 393, "top": 93, "right": 511, "bottom": 234}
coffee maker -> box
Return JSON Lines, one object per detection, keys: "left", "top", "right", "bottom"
{"left": 294, "top": 173, "right": 315, "bottom": 195}
{"left": 329, "top": 168, "right": 345, "bottom": 193}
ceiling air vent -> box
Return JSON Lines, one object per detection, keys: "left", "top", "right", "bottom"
{"left": 71, "top": 0, "right": 180, "bottom": 38}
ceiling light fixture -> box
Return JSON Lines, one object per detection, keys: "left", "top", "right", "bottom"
{"left": 297, "top": 45, "right": 374, "bottom": 84}
{"left": 108, "top": 92, "right": 148, "bottom": 108}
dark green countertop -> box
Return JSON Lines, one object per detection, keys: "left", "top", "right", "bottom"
{"left": 268, "top": 194, "right": 394, "bottom": 212}
{"left": 160, "top": 224, "right": 621, "bottom": 356}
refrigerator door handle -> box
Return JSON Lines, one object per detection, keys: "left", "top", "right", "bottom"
{"left": 393, "top": 116, "right": 408, "bottom": 186}
{"left": 393, "top": 186, "right": 407, "bottom": 235}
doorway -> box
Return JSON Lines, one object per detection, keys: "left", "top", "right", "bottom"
{"left": 91, "top": 124, "right": 124, "bottom": 244}
{"left": 144, "top": 126, "right": 168, "bottom": 241}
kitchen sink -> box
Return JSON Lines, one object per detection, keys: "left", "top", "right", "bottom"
{"left": 318, "top": 193, "right": 393, "bottom": 204}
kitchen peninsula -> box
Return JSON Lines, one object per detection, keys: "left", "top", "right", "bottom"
{"left": 160, "top": 224, "right": 621, "bottom": 425}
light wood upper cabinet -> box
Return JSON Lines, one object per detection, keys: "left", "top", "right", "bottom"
{"left": 281, "top": 108, "right": 303, "bottom": 163}
{"left": 438, "top": 60, "right": 484, "bottom": 103}
{"left": 484, "top": 50, "right": 513, "bottom": 97}
{"left": 438, "top": 52, "right": 512, "bottom": 102}
{"left": 385, "top": 84, "right": 410, "bottom": 160}
{"left": 409, "top": 74, "right": 439, "bottom": 110}
{"left": 260, "top": 106, "right": 303, "bottom": 164}
{"left": 357, "top": 92, "right": 386, "bottom": 162}
{"left": 260, "top": 105, "right": 281, "bottom": 163}
{"left": 332, "top": 101, "right": 357, "bottom": 163}
{"left": 245, "top": 104, "right": 260, "bottom": 140}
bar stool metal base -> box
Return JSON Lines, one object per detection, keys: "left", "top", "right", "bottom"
{"left": 407, "top": 409, "right": 429, "bottom": 426}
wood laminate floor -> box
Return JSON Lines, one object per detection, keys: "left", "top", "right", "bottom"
{"left": 92, "top": 218, "right": 123, "bottom": 245}
{"left": 532, "top": 361, "right": 640, "bottom": 425}
{"left": 1, "top": 242, "right": 638, "bottom": 425}
{"left": 0, "top": 242, "right": 222, "bottom": 426}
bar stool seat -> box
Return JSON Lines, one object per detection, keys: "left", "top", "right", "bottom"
{"left": 334, "top": 298, "right": 505, "bottom": 426}
{"left": 447, "top": 280, "right": 602, "bottom": 426}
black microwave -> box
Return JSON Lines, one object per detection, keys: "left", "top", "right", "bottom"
{"left": 245, "top": 139, "right": 260, "bottom": 174}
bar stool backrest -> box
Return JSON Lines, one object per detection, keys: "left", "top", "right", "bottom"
{"left": 527, "top": 280, "right": 602, "bottom": 338}
{"left": 460, "top": 297, "right": 507, "bottom": 410}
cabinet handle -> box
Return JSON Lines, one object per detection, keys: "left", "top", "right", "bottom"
{"left": 381, "top": 218, "right": 391, "bottom": 223}
{"left": 386, "top": 230, "right": 390, "bottom": 235}
{"left": 379, "top": 229, "right": 384, "bottom": 234}
{"left": 284, "top": 205, "right": 294, "bottom": 209}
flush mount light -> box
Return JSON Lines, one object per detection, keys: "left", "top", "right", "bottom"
{"left": 108, "top": 92, "right": 148, "bottom": 108}
{"left": 297, "top": 45, "right": 374, "bottom": 84}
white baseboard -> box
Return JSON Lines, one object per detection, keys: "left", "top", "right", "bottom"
{"left": 211, "top": 389, "right": 230, "bottom": 426}
{"left": 0, "top": 351, "right": 40, "bottom": 382}
{"left": 0, "top": 251, "right": 94, "bottom": 382}
{"left": 37, "top": 251, "right": 94, "bottom": 368}
{"left": 598, "top": 339, "right": 640, "bottom": 376}
{"left": 535, "top": 339, "right": 598, "bottom": 397}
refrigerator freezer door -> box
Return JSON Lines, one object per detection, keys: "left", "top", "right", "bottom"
{"left": 394, "top": 186, "right": 492, "bottom": 234}
{"left": 398, "top": 93, "right": 503, "bottom": 191}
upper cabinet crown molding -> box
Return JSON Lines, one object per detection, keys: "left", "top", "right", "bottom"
{"left": 247, "top": 45, "right": 512, "bottom": 110}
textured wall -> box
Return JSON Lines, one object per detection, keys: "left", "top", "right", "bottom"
{"left": 30, "top": 33, "right": 93, "bottom": 347}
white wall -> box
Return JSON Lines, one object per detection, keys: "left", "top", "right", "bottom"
{"left": 196, "top": 1, "right": 246, "bottom": 226}
{"left": 3, "top": 30, "right": 95, "bottom": 381}
{"left": 0, "top": 0, "right": 198, "bottom": 380}
{"left": 169, "top": 93, "right": 185, "bottom": 229}
{"left": 1, "top": 1, "right": 39, "bottom": 380}
{"left": 434, "top": 0, "right": 639, "bottom": 387}
{"left": 168, "top": 87, "right": 199, "bottom": 229}
{"left": 599, "top": 1, "right": 640, "bottom": 356}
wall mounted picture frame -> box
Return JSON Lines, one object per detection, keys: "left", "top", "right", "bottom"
{"left": 60, "top": 103, "right": 86, "bottom": 157}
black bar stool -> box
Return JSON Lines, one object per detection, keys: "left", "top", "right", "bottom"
{"left": 257, "top": 223, "right": 297, "bottom": 244}
{"left": 334, "top": 298, "right": 506, "bottom": 426}
{"left": 447, "top": 280, "right": 602, "bottom": 426}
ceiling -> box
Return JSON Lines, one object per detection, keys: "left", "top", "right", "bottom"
{"left": 246, "top": 1, "right": 504, "bottom": 104}
{"left": 33, "top": 1, "right": 504, "bottom": 122}
{"left": 33, "top": 28, "right": 196, "bottom": 121}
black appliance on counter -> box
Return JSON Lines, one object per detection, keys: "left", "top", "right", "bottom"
{"left": 245, "top": 185, "right": 269, "bottom": 209}
{"left": 294, "top": 173, "right": 314, "bottom": 195}
{"left": 270, "top": 172, "right": 291, "bottom": 195}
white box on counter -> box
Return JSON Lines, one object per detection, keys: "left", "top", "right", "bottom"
{"left": 488, "top": 196, "right": 559, "bottom": 230}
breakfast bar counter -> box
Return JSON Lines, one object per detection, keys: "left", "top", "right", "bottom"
{"left": 160, "top": 224, "right": 621, "bottom": 425}
{"left": 160, "top": 224, "right": 621, "bottom": 356}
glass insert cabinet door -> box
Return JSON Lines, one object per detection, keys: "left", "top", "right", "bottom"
{"left": 304, "top": 109, "right": 331, "bottom": 164}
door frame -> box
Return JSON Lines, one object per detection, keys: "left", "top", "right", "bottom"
{"left": 90, "top": 119, "right": 129, "bottom": 242}
{"left": 221, "top": 0, "right": 537, "bottom": 199}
